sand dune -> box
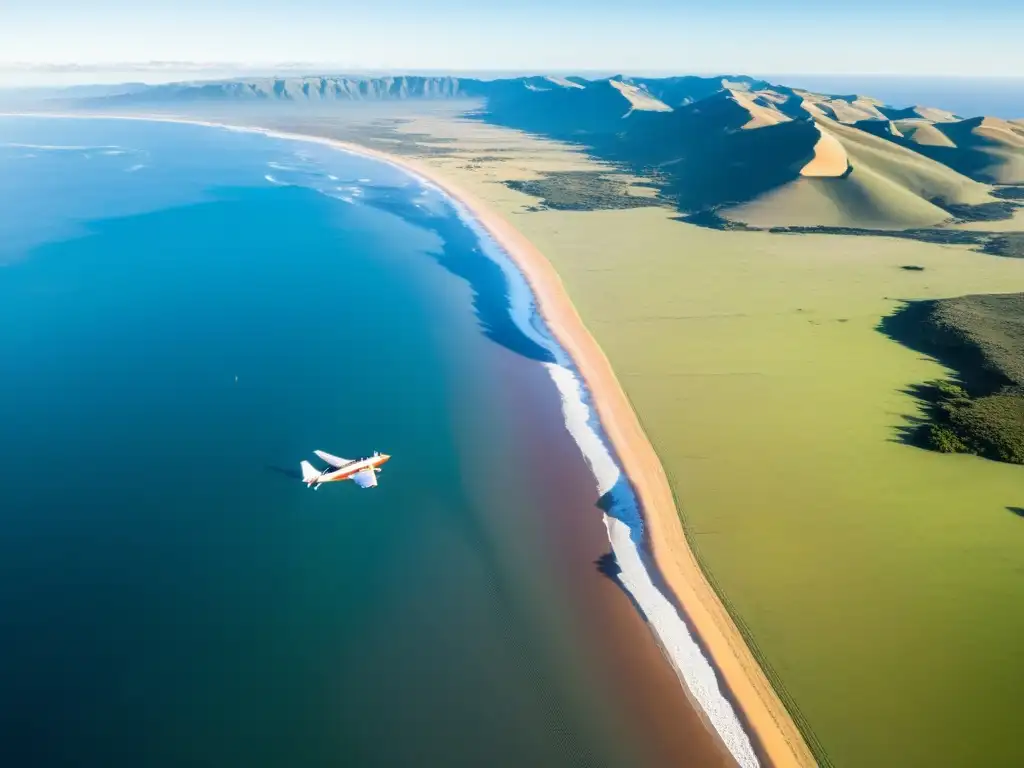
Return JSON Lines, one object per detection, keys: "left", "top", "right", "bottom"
{"left": 679, "top": 88, "right": 792, "bottom": 130}
{"left": 608, "top": 79, "right": 673, "bottom": 113}
{"left": 783, "top": 90, "right": 886, "bottom": 123}
{"left": 546, "top": 76, "right": 585, "bottom": 90}
{"left": 722, "top": 168, "right": 952, "bottom": 229}
{"left": 791, "top": 98, "right": 827, "bottom": 120}
{"left": 825, "top": 117, "right": 992, "bottom": 206}
{"left": 812, "top": 98, "right": 886, "bottom": 123}
{"left": 726, "top": 89, "right": 792, "bottom": 129}
{"left": 970, "top": 116, "right": 1024, "bottom": 147}
{"left": 752, "top": 89, "right": 791, "bottom": 105}
{"left": 799, "top": 124, "right": 849, "bottom": 177}
{"left": 939, "top": 116, "right": 1024, "bottom": 146}
{"left": 853, "top": 119, "right": 905, "bottom": 140}
{"left": 895, "top": 120, "right": 957, "bottom": 147}
{"left": 882, "top": 104, "right": 959, "bottom": 122}
{"left": 911, "top": 117, "right": 1024, "bottom": 184}
{"left": 725, "top": 115, "right": 993, "bottom": 229}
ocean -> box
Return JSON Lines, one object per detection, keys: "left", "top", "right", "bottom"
{"left": 762, "top": 75, "right": 1024, "bottom": 119}
{"left": 0, "top": 117, "right": 742, "bottom": 767}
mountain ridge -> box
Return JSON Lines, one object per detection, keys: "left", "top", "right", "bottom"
{"left": 57, "top": 73, "right": 1024, "bottom": 232}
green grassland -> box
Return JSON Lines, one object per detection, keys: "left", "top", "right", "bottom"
{"left": 393, "top": 123, "right": 1024, "bottom": 765}
{"left": 515, "top": 210, "right": 1024, "bottom": 768}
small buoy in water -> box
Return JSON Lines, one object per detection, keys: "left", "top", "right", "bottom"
{"left": 234, "top": 375, "right": 239, "bottom": 384}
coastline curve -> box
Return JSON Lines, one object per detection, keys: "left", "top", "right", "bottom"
{"left": 2, "top": 111, "right": 816, "bottom": 768}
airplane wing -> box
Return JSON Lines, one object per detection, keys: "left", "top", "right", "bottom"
{"left": 351, "top": 468, "right": 379, "bottom": 489}
{"left": 314, "top": 450, "right": 353, "bottom": 468}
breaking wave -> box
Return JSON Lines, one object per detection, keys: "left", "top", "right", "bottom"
{"left": 263, "top": 157, "right": 376, "bottom": 206}
{"left": 1, "top": 142, "right": 122, "bottom": 151}
{"left": 1, "top": 142, "right": 148, "bottom": 169}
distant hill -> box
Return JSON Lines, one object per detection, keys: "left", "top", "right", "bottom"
{"left": 81, "top": 75, "right": 491, "bottom": 104}
{"left": 477, "top": 76, "right": 1024, "bottom": 229}
{"left": 64, "top": 73, "right": 1024, "bottom": 231}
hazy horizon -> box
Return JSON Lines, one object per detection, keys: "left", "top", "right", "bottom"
{"left": 6, "top": 0, "right": 1024, "bottom": 83}
{"left": 5, "top": 64, "right": 1024, "bottom": 89}
{"left": 3, "top": 66, "right": 1023, "bottom": 119}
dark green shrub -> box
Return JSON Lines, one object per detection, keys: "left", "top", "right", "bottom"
{"left": 948, "top": 395, "right": 1024, "bottom": 464}
{"left": 932, "top": 379, "right": 969, "bottom": 402}
{"left": 928, "top": 425, "right": 969, "bottom": 454}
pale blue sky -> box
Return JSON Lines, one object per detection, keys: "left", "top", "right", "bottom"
{"left": 4, "top": 0, "right": 1023, "bottom": 80}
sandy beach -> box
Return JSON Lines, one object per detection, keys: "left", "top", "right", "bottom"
{"left": 4, "top": 110, "right": 811, "bottom": 765}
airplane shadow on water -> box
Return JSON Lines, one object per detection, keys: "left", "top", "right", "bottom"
{"left": 266, "top": 464, "right": 303, "bottom": 482}
{"left": 359, "top": 185, "right": 557, "bottom": 364}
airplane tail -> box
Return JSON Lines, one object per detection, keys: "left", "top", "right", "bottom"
{"left": 300, "top": 460, "right": 321, "bottom": 486}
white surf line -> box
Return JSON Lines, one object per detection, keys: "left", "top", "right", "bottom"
{"left": 450, "top": 194, "right": 761, "bottom": 768}
{"left": 2, "top": 111, "right": 760, "bottom": 766}
{"left": 0, "top": 141, "right": 124, "bottom": 151}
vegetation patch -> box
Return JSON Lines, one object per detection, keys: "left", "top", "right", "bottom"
{"left": 765, "top": 224, "right": 987, "bottom": 246}
{"left": 678, "top": 209, "right": 757, "bottom": 230}
{"left": 982, "top": 233, "right": 1024, "bottom": 259}
{"left": 931, "top": 198, "right": 1019, "bottom": 223}
{"left": 913, "top": 382, "right": 1024, "bottom": 463}
{"left": 991, "top": 186, "right": 1024, "bottom": 201}
{"left": 746, "top": 223, "right": 1024, "bottom": 259}
{"left": 880, "top": 293, "right": 1024, "bottom": 465}
{"left": 503, "top": 171, "right": 668, "bottom": 211}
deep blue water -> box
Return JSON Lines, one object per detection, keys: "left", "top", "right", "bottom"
{"left": 0, "top": 118, "right": 644, "bottom": 767}
{"left": 763, "top": 75, "right": 1024, "bottom": 119}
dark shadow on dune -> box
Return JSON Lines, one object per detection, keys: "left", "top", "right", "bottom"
{"left": 358, "top": 185, "right": 556, "bottom": 363}
{"left": 887, "top": 118, "right": 1008, "bottom": 183}
{"left": 1009, "top": 506, "right": 1024, "bottom": 518}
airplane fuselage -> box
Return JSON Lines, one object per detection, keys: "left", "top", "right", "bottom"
{"left": 315, "top": 453, "right": 391, "bottom": 485}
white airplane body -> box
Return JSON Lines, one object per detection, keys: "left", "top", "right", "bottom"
{"left": 300, "top": 449, "right": 391, "bottom": 490}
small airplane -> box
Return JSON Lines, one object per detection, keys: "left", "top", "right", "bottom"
{"left": 300, "top": 449, "right": 391, "bottom": 490}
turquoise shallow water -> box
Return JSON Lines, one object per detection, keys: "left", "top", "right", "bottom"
{"left": 0, "top": 117, "right": 658, "bottom": 767}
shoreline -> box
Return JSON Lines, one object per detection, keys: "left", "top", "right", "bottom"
{"left": 3, "top": 110, "right": 815, "bottom": 767}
